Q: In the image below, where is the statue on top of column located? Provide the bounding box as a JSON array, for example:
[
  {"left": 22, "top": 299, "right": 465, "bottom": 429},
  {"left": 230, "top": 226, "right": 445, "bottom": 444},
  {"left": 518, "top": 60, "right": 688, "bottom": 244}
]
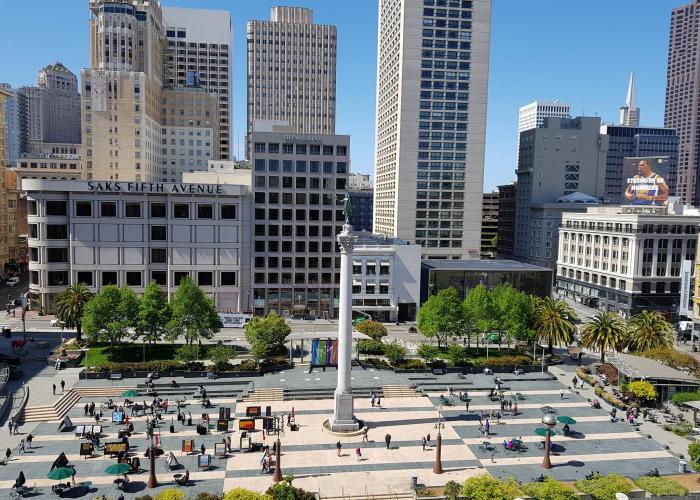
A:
[{"left": 341, "top": 191, "right": 353, "bottom": 224}]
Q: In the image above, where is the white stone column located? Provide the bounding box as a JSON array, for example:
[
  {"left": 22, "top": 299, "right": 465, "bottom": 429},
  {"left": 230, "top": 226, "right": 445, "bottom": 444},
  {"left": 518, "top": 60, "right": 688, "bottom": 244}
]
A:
[{"left": 330, "top": 223, "right": 359, "bottom": 431}]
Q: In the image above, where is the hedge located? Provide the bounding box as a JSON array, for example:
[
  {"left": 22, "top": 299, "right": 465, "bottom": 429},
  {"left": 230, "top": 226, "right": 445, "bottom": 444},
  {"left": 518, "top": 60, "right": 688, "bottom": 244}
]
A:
[
  {"left": 357, "top": 339, "right": 386, "bottom": 355},
  {"left": 576, "top": 367, "right": 598, "bottom": 387},
  {"left": 575, "top": 473, "right": 634, "bottom": 500},
  {"left": 594, "top": 386, "right": 627, "bottom": 411},
  {"left": 671, "top": 391, "right": 700, "bottom": 405},
  {"left": 522, "top": 477, "right": 578, "bottom": 500},
  {"left": 634, "top": 476, "right": 688, "bottom": 497},
  {"left": 470, "top": 355, "right": 532, "bottom": 367}
]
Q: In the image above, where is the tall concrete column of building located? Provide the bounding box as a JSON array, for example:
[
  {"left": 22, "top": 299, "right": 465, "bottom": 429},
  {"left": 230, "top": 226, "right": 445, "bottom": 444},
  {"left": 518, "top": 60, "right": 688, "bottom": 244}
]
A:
[{"left": 330, "top": 223, "right": 359, "bottom": 432}]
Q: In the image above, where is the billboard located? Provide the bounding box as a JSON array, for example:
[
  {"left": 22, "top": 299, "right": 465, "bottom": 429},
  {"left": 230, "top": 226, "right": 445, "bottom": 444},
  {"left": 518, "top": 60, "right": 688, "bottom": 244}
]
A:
[
  {"left": 680, "top": 260, "right": 693, "bottom": 318},
  {"left": 623, "top": 156, "right": 670, "bottom": 206}
]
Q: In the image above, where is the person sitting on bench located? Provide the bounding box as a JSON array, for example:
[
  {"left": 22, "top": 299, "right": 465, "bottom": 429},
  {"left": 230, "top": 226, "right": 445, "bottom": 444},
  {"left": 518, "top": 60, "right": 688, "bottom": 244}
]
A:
[{"left": 175, "top": 470, "right": 190, "bottom": 486}]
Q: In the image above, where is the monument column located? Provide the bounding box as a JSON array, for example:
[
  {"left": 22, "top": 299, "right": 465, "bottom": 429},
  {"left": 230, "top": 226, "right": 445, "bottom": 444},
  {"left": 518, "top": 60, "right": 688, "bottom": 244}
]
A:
[{"left": 330, "top": 221, "right": 360, "bottom": 431}]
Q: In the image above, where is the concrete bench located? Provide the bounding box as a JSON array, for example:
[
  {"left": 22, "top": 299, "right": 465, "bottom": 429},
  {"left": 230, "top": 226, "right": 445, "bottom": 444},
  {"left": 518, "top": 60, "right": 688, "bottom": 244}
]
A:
[{"left": 109, "top": 373, "right": 123, "bottom": 381}]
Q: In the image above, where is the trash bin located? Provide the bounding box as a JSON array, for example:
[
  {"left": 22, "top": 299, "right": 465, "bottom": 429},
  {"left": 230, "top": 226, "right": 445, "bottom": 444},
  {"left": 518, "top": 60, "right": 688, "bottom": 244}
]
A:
[
  {"left": 679, "top": 460, "right": 687, "bottom": 473},
  {"left": 410, "top": 476, "right": 417, "bottom": 490}
]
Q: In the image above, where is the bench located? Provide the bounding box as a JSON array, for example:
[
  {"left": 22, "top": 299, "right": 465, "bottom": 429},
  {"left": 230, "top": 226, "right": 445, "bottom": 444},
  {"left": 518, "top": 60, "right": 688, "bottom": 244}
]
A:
[
  {"left": 109, "top": 373, "right": 123, "bottom": 381},
  {"left": 431, "top": 367, "right": 446, "bottom": 375}
]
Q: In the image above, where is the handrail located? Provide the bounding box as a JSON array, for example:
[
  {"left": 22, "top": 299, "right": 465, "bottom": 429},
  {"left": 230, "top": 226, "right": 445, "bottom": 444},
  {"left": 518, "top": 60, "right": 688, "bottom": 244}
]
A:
[{"left": 9, "top": 385, "right": 29, "bottom": 424}]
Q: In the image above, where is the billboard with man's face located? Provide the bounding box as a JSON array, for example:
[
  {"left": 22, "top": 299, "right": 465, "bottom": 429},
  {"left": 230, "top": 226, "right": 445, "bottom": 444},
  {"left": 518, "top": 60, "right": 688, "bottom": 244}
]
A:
[{"left": 623, "top": 156, "right": 670, "bottom": 206}]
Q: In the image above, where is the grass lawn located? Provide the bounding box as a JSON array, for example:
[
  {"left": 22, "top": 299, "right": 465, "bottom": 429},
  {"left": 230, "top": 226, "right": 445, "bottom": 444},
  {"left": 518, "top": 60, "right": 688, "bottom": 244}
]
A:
[{"left": 86, "top": 343, "right": 199, "bottom": 367}]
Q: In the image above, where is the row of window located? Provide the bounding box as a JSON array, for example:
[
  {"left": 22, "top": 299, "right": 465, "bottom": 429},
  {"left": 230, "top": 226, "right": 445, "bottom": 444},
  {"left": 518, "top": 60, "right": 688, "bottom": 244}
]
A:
[
  {"left": 33, "top": 270, "right": 236, "bottom": 288},
  {"left": 255, "top": 256, "right": 338, "bottom": 269},
  {"left": 352, "top": 285, "right": 390, "bottom": 295},
  {"left": 254, "top": 240, "right": 336, "bottom": 254},
  {"left": 28, "top": 224, "right": 210, "bottom": 242},
  {"left": 253, "top": 143, "right": 347, "bottom": 155},
  {"left": 31, "top": 200, "right": 237, "bottom": 220},
  {"left": 254, "top": 175, "right": 346, "bottom": 190},
  {"left": 254, "top": 273, "right": 339, "bottom": 285},
  {"left": 254, "top": 208, "right": 343, "bottom": 222},
  {"left": 254, "top": 159, "right": 347, "bottom": 173}
]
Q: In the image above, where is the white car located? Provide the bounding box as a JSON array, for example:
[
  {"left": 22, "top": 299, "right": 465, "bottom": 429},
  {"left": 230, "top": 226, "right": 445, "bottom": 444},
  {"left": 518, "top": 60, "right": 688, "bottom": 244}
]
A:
[
  {"left": 6, "top": 277, "right": 19, "bottom": 287},
  {"left": 50, "top": 319, "right": 65, "bottom": 327}
]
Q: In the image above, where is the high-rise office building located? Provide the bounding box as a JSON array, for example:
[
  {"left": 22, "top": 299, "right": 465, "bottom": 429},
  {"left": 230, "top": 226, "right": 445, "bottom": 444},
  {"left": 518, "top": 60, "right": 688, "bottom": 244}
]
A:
[
  {"left": 600, "top": 124, "right": 678, "bottom": 204},
  {"left": 665, "top": 0, "right": 700, "bottom": 204},
  {"left": 162, "top": 7, "right": 232, "bottom": 160},
  {"left": 0, "top": 84, "right": 18, "bottom": 167},
  {"left": 249, "top": 128, "right": 349, "bottom": 318},
  {"left": 0, "top": 88, "right": 21, "bottom": 273},
  {"left": 619, "top": 73, "right": 640, "bottom": 127},
  {"left": 373, "top": 0, "right": 492, "bottom": 259},
  {"left": 495, "top": 182, "right": 516, "bottom": 258},
  {"left": 518, "top": 100, "right": 571, "bottom": 134},
  {"left": 82, "top": 0, "right": 166, "bottom": 182},
  {"left": 349, "top": 189, "right": 374, "bottom": 232},
  {"left": 481, "top": 191, "right": 498, "bottom": 258},
  {"left": 514, "top": 117, "right": 607, "bottom": 269},
  {"left": 247, "top": 7, "right": 337, "bottom": 154}
]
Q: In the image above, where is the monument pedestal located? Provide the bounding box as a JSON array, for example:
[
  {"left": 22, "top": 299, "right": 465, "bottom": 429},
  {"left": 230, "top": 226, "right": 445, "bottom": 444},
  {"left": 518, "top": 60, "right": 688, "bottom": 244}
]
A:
[{"left": 330, "top": 393, "right": 359, "bottom": 432}]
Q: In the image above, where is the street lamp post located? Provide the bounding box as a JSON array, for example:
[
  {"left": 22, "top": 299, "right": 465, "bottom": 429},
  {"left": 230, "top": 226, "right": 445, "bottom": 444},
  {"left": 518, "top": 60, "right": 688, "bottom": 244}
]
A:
[
  {"left": 433, "top": 405, "right": 444, "bottom": 474},
  {"left": 541, "top": 414, "right": 557, "bottom": 469},
  {"left": 147, "top": 433, "right": 158, "bottom": 488},
  {"left": 271, "top": 414, "right": 284, "bottom": 482}
]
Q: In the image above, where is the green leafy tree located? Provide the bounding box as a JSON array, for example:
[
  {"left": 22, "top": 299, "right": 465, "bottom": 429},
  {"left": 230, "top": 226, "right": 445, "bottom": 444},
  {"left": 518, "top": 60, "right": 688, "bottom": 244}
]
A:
[
  {"left": 417, "top": 287, "right": 465, "bottom": 349},
  {"left": 627, "top": 380, "right": 657, "bottom": 402},
  {"left": 136, "top": 281, "right": 171, "bottom": 350},
  {"left": 208, "top": 345, "right": 237, "bottom": 370},
  {"left": 627, "top": 310, "right": 675, "bottom": 351},
  {"left": 417, "top": 343, "right": 440, "bottom": 363},
  {"left": 575, "top": 473, "right": 633, "bottom": 500},
  {"left": 354, "top": 320, "right": 388, "bottom": 340},
  {"left": 580, "top": 312, "right": 626, "bottom": 364},
  {"left": 53, "top": 282, "right": 92, "bottom": 341},
  {"left": 463, "top": 284, "right": 495, "bottom": 348},
  {"left": 82, "top": 285, "right": 138, "bottom": 348},
  {"left": 689, "top": 442, "right": 700, "bottom": 470},
  {"left": 506, "top": 291, "right": 537, "bottom": 345},
  {"left": 461, "top": 475, "right": 523, "bottom": 500},
  {"left": 167, "top": 276, "right": 221, "bottom": 344},
  {"left": 446, "top": 344, "right": 469, "bottom": 367},
  {"left": 383, "top": 342, "right": 406, "bottom": 365},
  {"left": 175, "top": 344, "right": 200, "bottom": 364},
  {"left": 534, "top": 298, "right": 577, "bottom": 353},
  {"left": 244, "top": 312, "right": 291, "bottom": 360}
]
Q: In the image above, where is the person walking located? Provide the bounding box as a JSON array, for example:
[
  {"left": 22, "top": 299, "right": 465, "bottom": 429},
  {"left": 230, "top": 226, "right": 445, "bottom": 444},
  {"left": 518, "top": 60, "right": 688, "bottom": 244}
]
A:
[
  {"left": 13, "top": 422, "right": 19, "bottom": 435},
  {"left": 5, "top": 448, "right": 11, "bottom": 464},
  {"left": 376, "top": 396, "right": 381, "bottom": 408},
  {"left": 336, "top": 440, "right": 342, "bottom": 457},
  {"left": 465, "top": 400, "right": 470, "bottom": 412},
  {"left": 200, "top": 444, "right": 206, "bottom": 456},
  {"left": 484, "top": 419, "right": 490, "bottom": 436},
  {"left": 422, "top": 436, "right": 427, "bottom": 451},
  {"left": 572, "top": 376, "right": 578, "bottom": 388},
  {"left": 26, "top": 434, "right": 33, "bottom": 449},
  {"left": 7, "top": 421, "right": 12, "bottom": 435},
  {"left": 362, "top": 427, "right": 369, "bottom": 442},
  {"left": 355, "top": 447, "right": 362, "bottom": 462},
  {"left": 370, "top": 393, "right": 376, "bottom": 407},
  {"left": 52, "top": 383, "right": 56, "bottom": 395},
  {"left": 513, "top": 402, "right": 518, "bottom": 415},
  {"left": 384, "top": 433, "right": 391, "bottom": 449},
  {"left": 60, "top": 380, "right": 65, "bottom": 393},
  {"left": 18, "top": 439, "right": 25, "bottom": 454},
  {"left": 426, "top": 433, "right": 431, "bottom": 445}
]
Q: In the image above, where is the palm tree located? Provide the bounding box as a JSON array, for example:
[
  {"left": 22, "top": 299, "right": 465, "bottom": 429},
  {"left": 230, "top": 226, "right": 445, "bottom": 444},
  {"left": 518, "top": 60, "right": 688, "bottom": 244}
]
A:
[
  {"left": 53, "top": 283, "right": 93, "bottom": 341},
  {"left": 580, "top": 312, "right": 626, "bottom": 364},
  {"left": 627, "top": 310, "right": 674, "bottom": 352},
  {"left": 534, "top": 298, "right": 577, "bottom": 353}
]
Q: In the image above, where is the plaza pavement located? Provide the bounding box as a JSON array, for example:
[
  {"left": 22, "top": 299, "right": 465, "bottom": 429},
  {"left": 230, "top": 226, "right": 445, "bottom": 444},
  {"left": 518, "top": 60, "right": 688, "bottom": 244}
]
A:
[{"left": 0, "top": 363, "right": 685, "bottom": 498}]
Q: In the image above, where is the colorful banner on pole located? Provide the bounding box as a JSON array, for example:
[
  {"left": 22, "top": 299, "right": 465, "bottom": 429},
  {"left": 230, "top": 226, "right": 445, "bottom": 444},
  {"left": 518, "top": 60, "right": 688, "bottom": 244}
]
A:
[{"left": 310, "top": 339, "right": 339, "bottom": 366}]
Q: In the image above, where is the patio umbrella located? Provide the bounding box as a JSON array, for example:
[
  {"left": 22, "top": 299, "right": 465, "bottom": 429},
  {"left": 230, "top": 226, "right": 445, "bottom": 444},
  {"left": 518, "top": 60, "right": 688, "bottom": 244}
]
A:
[
  {"left": 105, "top": 463, "right": 131, "bottom": 475},
  {"left": 534, "top": 427, "right": 557, "bottom": 437},
  {"left": 121, "top": 390, "right": 140, "bottom": 398},
  {"left": 47, "top": 467, "right": 75, "bottom": 481},
  {"left": 557, "top": 416, "right": 577, "bottom": 425}
]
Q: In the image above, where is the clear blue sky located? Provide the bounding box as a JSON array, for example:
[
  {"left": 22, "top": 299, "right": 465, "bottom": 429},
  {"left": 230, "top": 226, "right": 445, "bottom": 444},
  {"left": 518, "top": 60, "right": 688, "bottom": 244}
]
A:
[{"left": 0, "top": 0, "right": 679, "bottom": 191}]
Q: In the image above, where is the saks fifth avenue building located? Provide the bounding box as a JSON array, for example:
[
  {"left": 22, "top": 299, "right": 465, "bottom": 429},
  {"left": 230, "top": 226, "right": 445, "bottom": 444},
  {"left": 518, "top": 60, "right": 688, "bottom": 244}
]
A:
[{"left": 24, "top": 179, "right": 251, "bottom": 313}]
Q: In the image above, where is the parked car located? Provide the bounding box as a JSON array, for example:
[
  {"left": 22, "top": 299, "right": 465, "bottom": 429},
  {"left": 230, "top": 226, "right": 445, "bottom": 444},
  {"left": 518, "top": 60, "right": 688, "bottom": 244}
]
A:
[{"left": 6, "top": 277, "right": 20, "bottom": 286}]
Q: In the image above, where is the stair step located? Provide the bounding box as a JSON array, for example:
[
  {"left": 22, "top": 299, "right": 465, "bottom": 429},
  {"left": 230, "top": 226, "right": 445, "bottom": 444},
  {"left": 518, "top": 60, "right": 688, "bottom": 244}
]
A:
[
  {"left": 20, "top": 390, "right": 83, "bottom": 423},
  {"left": 242, "top": 388, "right": 283, "bottom": 402}
]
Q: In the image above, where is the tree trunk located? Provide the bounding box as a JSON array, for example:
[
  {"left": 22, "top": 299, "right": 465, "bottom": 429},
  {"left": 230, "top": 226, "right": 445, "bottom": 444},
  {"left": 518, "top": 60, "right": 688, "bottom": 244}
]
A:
[
  {"left": 76, "top": 323, "right": 82, "bottom": 341},
  {"left": 548, "top": 341, "right": 553, "bottom": 354},
  {"left": 601, "top": 350, "right": 605, "bottom": 364}
]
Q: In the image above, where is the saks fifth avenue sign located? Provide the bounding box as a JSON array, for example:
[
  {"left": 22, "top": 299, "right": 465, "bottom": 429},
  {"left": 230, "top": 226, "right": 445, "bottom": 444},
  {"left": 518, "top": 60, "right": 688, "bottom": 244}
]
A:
[{"left": 87, "top": 181, "right": 224, "bottom": 194}]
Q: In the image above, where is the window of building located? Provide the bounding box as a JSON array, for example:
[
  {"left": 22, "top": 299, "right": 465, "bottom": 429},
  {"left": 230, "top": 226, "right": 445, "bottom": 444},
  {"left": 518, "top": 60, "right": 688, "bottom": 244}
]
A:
[
  {"left": 102, "top": 271, "right": 118, "bottom": 286},
  {"left": 221, "top": 271, "right": 236, "bottom": 286},
  {"left": 151, "top": 270, "right": 166, "bottom": 286},
  {"left": 174, "top": 272, "right": 189, "bottom": 286},
  {"left": 197, "top": 204, "right": 213, "bottom": 219},
  {"left": 100, "top": 201, "right": 117, "bottom": 217},
  {"left": 126, "top": 272, "right": 142, "bottom": 287},
  {"left": 46, "top": 201, "right": 67, "bottom": 216},
  {"left": 150, "top": 202, "right": 166, "bottom": 218},
  {"left": 47, "top": 248, "right": 68, "bottom": 263},
  {"left": 151, "top": 225, "right": 167, "bottom": 241},
  {"left": 46, "top": 224, "right": 68, "bottom": 239},
  {"left": 28, "top": 200, "right": 37, "bottom": 215},
  {"left": 198, "top": 271, "right": 213, "bottom": 286},
  {"left": 47, "top": 271, "right": 69, "bottom": 287},
  {"left": 77, "top": 271, "right": 93, "bottom": 286},
  {"left": 151, "top": 248, "right": 167, "bottom": 263},
  {"left": 221, "top": 205, "right": 236, "bottom": 219},
  {"left": 174, "top": 203, "right": 189, "bottom": 218},
  {"left": 75, "top": 201, "right": 92, "bottom": 217},
  {"left": 125, "top": 203, "right": 141, "bottom": 218}
]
